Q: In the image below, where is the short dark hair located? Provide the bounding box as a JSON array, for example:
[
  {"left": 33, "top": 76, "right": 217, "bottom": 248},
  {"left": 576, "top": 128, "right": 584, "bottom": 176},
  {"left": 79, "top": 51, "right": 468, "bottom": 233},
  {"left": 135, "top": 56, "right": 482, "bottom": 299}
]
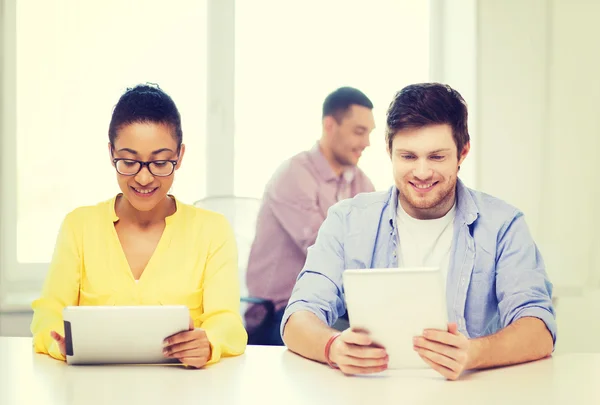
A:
[
  {"left": 322, "top": 86, "right": 373, "bottom": 122},
  {"left": 385, "top": 83, "right": 469, "bottom": 155},
  {"left": 108, "top": 84, "right": 183, "bottom": 149}
]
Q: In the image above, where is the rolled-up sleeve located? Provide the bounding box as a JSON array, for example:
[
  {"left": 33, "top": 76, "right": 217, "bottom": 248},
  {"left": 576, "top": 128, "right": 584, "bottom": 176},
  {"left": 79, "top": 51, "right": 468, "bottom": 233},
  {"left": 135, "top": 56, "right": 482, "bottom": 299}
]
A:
[
  {"left": 280, "top": 204, "right": 348, "bottom": 338},
  {"left": 31, "top": 213, "right": 81, "bottom": 361},
  {"left": 495, "top": 212, "right": 557, "bottom": 346}
]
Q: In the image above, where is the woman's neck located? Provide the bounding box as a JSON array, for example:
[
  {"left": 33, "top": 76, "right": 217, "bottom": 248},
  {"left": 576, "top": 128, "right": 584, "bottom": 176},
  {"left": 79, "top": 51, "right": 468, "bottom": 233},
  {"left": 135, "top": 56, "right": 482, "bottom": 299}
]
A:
[{"left": 115, "top": 195, "right": 176, "bottom": 228}]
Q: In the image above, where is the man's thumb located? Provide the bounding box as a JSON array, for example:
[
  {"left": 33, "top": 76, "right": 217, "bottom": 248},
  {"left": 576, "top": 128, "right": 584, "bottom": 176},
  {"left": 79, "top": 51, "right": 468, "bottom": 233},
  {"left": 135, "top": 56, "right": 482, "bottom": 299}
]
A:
[{"left": 448, "top": 322, "right": 459, "bottom": 335}]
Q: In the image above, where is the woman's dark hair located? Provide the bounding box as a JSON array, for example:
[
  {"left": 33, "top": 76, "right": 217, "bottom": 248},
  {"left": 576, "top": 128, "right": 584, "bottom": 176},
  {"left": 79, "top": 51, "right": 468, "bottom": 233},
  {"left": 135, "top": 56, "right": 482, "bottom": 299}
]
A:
[
  {"left": 386, "top": 83, "right": 469, "bottom": 155},
  {"left": 108, "top": 84, "right": 182, "bottom": 149}
]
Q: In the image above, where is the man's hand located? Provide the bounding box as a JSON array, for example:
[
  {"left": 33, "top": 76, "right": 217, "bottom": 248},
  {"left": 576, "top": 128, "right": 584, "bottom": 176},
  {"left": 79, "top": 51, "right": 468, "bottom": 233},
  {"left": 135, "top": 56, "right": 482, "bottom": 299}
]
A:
[
  {"left": 413, "top": 322, "right": 472, "bottom": 380},
  {"left": 328, "top": 328, "right": 389, "bottom": 375},
  {"left": 163, "top": 318, "right": 212, "bottom": 369},
  {"left": 50, "top": 331, "right": 67, "bottom": 356}
]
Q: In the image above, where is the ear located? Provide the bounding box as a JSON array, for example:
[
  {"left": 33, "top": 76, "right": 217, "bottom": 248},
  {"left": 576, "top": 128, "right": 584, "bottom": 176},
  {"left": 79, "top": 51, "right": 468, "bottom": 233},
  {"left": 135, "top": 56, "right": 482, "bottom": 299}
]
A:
[
  {"left": 387, "top": 132, "right": 399, "bottom": 160},
  {"left": 458, "top": 141, "right": 470, "bottom": 166},
  {"left": 108, "top": 142, "right": 115, "bottom": 166},
  {"left": 175, "top": 144, "right": 186, "bottom": 170},
  {"left": 322, "top": 116, "right": 336, "bottom": 136}
]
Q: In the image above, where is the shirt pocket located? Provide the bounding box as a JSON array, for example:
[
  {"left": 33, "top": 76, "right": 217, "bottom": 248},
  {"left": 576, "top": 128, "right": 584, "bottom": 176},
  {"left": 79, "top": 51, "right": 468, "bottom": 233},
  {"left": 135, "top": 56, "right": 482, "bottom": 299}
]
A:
[
  {"left": 470, "top": 246, "right": 496, "bottom": 284},
  {"left": 470, "top": 268, "right": 495, "bottom": 284},
  {"left": 343, "top": 233, "right": 373, "bottom": 270}
]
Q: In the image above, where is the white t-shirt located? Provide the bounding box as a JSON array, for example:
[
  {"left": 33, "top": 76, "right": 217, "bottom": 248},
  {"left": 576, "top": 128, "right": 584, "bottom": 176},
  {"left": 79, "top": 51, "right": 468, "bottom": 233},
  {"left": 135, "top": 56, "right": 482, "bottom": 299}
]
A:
[{"left": 396, "top": 200, "right": 456, "bottom": 286}]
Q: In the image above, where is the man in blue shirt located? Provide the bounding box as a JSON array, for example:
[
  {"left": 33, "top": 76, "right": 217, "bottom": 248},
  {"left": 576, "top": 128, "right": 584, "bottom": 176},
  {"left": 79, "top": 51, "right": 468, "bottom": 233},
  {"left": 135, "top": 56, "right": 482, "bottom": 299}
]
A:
[{"left": 280, "top": 83, "right": 556, "bottom": 380}]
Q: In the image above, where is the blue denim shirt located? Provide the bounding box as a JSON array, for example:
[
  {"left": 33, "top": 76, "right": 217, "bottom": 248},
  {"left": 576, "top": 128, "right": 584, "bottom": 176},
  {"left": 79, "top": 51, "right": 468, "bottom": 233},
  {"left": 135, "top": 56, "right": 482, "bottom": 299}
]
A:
[{"left": 281, "top": 179, "right": 557, "bottom": 345}]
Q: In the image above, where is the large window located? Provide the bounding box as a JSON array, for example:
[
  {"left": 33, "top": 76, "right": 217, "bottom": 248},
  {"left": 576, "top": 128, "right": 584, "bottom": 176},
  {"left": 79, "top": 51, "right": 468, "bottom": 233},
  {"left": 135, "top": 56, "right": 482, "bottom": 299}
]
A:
[
  {"left": 234, "top": 0, "right": 430, "bottom": 197},
  {"left": 9, "top": 0, "right": 207, "bottom": 275},
  {"left": 1, "top": 0, "right": 431, "bottom": 290}
]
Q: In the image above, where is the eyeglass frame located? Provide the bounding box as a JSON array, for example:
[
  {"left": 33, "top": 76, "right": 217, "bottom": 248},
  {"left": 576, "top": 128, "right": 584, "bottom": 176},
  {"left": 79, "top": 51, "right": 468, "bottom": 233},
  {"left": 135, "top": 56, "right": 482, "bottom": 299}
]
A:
[
  {"left": 112, "top": 158, "right": 179, "bottom": 177},
  {"left": 109, "top": 145, "right": 180, "bottom": 177}
]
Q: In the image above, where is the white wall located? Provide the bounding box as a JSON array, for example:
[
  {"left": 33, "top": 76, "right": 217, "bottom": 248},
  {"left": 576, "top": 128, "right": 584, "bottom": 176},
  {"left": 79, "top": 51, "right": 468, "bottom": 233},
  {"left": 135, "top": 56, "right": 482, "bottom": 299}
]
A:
[
  {"left": 542, "top": 0, "right": 600, "bottom": 289},
  {"left": 435, "top": 0, "right": 600, "bottom": 353},
  {"left": 430, "top": 0, "right": 478, "bottom": 189},
  {"left": 476, "top": 0, "right": 600, "bottom": 290}
]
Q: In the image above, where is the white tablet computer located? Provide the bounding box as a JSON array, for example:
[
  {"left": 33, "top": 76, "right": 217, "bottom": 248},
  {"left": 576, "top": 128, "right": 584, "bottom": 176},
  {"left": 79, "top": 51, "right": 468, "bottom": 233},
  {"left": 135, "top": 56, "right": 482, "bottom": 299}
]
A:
[
  {"left": 343, "top": 267, "right": 448, "bottom": 369},
  {"left": 63, "top": 305, "right": 190, "bottom": 365}
]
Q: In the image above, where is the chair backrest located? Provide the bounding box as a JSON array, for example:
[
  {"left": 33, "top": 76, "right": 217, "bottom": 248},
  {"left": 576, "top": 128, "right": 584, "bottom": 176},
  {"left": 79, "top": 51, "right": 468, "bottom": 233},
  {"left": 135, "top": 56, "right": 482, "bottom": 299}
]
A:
[{"left": 193, "top": 196, "right": 262, "bottom": 298}]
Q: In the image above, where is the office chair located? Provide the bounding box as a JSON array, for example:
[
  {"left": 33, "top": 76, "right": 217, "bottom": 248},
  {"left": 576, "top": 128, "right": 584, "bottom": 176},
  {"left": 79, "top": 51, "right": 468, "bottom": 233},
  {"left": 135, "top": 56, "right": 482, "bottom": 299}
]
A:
[{"left": 193, "top": 196, "right": 275, "bottom": 343}]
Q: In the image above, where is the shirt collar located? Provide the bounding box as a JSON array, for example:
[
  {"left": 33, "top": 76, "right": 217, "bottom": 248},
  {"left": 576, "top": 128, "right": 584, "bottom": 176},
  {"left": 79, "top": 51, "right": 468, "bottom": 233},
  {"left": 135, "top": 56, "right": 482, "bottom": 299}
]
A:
[
  {"left": 109, "top": 195, "right": 120, "bottom": 222},
  {"left": 455, "top": 178, "right": 479, "bottom": 225},
  {"left": 308, "top": 142, "right": 357, "bottom": 183},
  {"left": 109, "top": 194, "right": 180, "bottom": 224}
]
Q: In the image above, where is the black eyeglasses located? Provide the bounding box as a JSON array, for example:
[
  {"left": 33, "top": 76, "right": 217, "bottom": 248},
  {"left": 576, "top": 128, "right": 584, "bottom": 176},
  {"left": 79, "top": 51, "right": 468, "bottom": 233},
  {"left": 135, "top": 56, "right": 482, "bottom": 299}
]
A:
[{"left": 112, "top": 158, "right": 178, "bottom": 177}]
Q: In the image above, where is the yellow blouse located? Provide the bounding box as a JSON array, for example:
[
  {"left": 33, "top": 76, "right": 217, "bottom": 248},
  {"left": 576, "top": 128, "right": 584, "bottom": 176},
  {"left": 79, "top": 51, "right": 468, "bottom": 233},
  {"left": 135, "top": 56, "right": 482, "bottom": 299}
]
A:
[{"left": 30, "top": 195, "right": 247, "bottom": 364}]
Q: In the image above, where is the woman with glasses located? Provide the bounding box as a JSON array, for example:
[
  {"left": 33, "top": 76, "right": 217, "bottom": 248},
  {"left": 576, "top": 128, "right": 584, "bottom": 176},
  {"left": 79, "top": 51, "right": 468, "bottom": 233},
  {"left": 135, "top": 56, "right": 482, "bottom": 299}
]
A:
[{"left": 30, "top": 84, "right": 247, "bottom": 368}]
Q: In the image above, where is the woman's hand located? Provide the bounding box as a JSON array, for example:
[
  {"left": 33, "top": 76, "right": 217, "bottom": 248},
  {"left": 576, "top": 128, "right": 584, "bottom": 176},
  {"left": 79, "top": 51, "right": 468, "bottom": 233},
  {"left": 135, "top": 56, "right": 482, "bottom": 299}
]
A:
[{"left": 163, "top": 318, "right": 212, "bottom": 368}]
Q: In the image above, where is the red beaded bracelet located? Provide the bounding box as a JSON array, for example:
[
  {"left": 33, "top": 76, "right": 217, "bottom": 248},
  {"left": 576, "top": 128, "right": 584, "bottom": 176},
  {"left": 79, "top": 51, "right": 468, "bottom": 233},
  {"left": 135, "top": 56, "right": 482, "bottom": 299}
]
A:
[{"left": 324, "top": 333, "right": 341, "bottom": 369}]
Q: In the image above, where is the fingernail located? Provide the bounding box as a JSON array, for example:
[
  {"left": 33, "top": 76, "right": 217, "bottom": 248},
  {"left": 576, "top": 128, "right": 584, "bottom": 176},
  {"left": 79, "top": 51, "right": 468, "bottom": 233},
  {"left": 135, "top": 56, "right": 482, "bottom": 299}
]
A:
[
  {"left": 413, "top": 337, "right": 418, "bottom": 344},
  {"left": 422, "top": 330, "right": 428, "bottom": 337},
  {"left": 163, "top": 340, "right": 169, "bottom": 346}
]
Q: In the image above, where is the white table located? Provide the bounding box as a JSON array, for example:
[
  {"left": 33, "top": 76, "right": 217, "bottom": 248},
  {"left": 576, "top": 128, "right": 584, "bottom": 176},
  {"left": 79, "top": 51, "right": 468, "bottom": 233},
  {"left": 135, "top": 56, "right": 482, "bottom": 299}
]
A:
[{"left": 1, "top": 337, "right": 598, "bottom": 405}]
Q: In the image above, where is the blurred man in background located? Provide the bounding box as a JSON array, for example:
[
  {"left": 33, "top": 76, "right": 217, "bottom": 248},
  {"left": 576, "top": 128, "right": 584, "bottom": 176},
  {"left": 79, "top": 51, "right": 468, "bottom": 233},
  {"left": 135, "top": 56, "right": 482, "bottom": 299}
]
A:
[{"left": 245, "top": 87, "right": 376, "bottom": 345}]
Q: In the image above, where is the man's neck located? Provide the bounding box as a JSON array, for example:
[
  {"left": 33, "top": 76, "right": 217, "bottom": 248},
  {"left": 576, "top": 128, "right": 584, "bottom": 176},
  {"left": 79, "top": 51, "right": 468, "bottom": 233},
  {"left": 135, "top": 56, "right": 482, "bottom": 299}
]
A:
[
  {"left": 318, "top": 140, "right": 348, "bottom": 177},
  {"left": 399, "top": 189, "right": 457, "bottom": 220}
]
